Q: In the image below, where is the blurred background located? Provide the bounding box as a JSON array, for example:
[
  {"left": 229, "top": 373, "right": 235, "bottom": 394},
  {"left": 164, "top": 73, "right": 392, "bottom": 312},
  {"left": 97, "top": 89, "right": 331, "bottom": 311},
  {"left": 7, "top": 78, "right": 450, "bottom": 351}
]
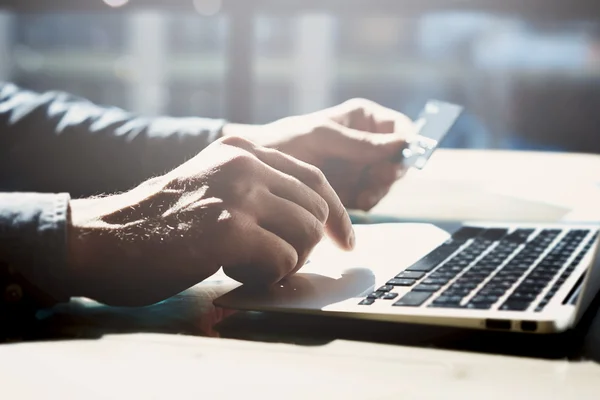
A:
[{"left": 1, "top": 0, "right": 599, "bottom": 152}]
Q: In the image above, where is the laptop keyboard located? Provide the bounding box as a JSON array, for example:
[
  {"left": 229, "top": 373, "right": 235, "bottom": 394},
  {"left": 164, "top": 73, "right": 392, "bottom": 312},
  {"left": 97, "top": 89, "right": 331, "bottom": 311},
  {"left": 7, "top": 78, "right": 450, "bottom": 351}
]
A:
[{"left": 359, "top": 227, "right": 599, "bottom": 311}]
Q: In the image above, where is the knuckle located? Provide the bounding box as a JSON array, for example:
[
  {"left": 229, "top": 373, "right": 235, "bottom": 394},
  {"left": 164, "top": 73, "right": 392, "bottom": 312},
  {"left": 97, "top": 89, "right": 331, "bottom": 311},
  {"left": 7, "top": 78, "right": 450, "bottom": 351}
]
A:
[
  {"left": 279, "top": 250, "right": 299, "bottom": 275},
  {"left": 293, "top": 217, "right": 325, "bottom": 254},
  {"left": 226, "top": 152, "right": 258, "bottom": 171},
  {"left": 303, "top": 165, "right": 327, "bottom": 188},
  {"left": 321, "top": 118, "right": 341, "bottom": 133},
  {"left": 313, "top": 196, "right": 329, "bottom": 223},
  {"left": 345, "top": 97, "right": 371, "bottom": 111},
  {"left": 219, "top": 135, "right": 254, "bottom": 149},
  {"left": 228, "top": 208, "right": 259, "bottom": 235},
  {"left": 214, "top": 208, "right": 238, "bottom": 231},
  {"left": 305, "top": 218, "right": 325, "bottom": 246},
  {"left": 232, "top": 178, "right": 264, "bottom": 202}
]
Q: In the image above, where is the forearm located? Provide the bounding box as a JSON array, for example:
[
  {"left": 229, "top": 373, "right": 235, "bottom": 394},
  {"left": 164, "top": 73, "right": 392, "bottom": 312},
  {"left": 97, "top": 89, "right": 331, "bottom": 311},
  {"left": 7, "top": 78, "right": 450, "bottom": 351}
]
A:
[{"left": 0, "top": 82, "right": 226, "bottom": 197}]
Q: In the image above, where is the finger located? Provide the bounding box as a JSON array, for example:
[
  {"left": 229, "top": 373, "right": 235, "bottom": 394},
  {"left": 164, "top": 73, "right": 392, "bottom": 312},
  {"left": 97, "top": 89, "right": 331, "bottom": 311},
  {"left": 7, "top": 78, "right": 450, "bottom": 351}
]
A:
[
  {"left": 219, "top": 135, "right": 354, "bottom": 250},
  {"left": 253, "top": 146, "right": 355, "bottom": 250},
  {"left": 221, "top": 220, "right": 298, "bottom": 286},
  {"left": 334, "top": 98, "right": 416, "bottom": 135},
  {"left": 368, "top": 101, "right": 416, "bottom": 135},
  {"left": 320, "top": 122, "right": 410, "bottom": 164},
  {"left": 265, "top": 166, "right": 329, "bottom": 224},
  {"left": 223, "top": 136, "right": 329, "bottom": 224},
  {"left": 256, "top": 192, "right": 324, "bottom": 276}
]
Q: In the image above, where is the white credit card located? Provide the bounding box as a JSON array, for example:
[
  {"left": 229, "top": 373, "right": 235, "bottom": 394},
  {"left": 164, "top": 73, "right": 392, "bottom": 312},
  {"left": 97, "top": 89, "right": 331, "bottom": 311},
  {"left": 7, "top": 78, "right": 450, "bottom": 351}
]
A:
[{"left": 398, "top": 100, "right": 463, "bottom": 169}]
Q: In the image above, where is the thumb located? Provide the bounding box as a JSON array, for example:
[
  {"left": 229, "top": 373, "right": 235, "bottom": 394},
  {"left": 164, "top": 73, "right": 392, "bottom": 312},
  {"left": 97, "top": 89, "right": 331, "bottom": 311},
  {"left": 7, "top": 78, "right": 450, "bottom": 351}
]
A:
[{"left": 322, "top": 122, "right": 410, "bottom": 163}]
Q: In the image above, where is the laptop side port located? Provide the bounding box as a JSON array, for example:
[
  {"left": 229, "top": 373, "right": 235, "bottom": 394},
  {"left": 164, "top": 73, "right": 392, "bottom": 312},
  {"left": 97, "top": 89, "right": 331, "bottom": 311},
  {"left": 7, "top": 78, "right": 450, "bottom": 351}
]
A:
[
  {"left": 520, "top": 321, "right": 538, "bottom": 332},
  {"left": 485, "top": 319, "right": 511, "bottom": 330}
]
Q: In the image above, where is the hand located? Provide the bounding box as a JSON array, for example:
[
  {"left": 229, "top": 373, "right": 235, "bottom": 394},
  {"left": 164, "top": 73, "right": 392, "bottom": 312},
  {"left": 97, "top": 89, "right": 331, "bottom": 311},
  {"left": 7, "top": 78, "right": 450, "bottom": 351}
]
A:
[
  {"left": 65, "top": 136, "right": 354, "bottom": 307},
  {"left": 222, "top": 98, "right": 415, "bottom": 210}
]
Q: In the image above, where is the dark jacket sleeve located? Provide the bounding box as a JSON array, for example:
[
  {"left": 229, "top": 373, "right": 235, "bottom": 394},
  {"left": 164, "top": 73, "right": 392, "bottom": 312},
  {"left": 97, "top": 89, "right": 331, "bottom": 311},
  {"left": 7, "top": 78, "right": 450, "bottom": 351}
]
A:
[
  {"left": 0, "top": 82, "right": 227, "bottom": 197},
  {"left": 0, "top": 82, "right": 227, "bottom": 336},
  {"left": 0, "top": 192, "right": 71, "bottom": 337}
]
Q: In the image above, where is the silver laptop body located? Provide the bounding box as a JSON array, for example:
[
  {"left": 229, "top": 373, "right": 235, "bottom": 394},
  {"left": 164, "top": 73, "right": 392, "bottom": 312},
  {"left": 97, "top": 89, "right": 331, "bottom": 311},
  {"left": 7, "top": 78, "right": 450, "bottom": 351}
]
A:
[{"left": 216, "top": 222, "right": 600, "bottom": 334}]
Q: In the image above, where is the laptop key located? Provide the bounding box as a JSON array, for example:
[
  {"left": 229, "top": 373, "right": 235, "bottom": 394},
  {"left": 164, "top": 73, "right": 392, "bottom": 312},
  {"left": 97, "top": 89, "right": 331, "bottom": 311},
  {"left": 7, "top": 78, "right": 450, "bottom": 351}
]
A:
[
  {"left": 443, "top": 290, "right": 471, "bottom": 298},
  {"left": 504, "top": 228, "right": 535, "bottom": 244},
  {"left": 387, "top": 278, "right": 415, "bottom": 286},
  {"left": 518, "top": 285, "right": 546, "bottom": 294},
  {"left": 529, "top": 271, "right": 556, "bottom": 280},
  {"left": 377, "top": 285, "right": 394, "bottom": 292},
  {"left": 431, "top": 295, "right": 464, "bottom": 308},
  {"left": 433, "top": 295, "right": 463, "bottom": 304},
  {"left": 542, "top": 229, "right": 561, "bottom": 236},
  {"left": 358, "top": 298, "right": 375, "bottom": 305},
  {"left": 429, "top": 272, "right": 456, "bottom": 280},
  {"left": 405, "top": 243, "right": 461, "bottom": 272},
  {"left": 522, "top": 277, "right": 547, "bottom": 286},
  {"left": 413, "top": 284, "right": 442, "bottom": 292},
  {"left": 422, "top": 278, "right": 450, "bottom": 285},
  {"left": 452, "top": 281, "right": 479, "bottom": 290},
  {"left": 393, "top": 291, "right": 433, "bottom": 307},
  {"left": 478, "top": 287, "right": 507, "bottom": 297},
  {"left": 470, "top": 295, "right": 500, "bottom": 304},
  {"left": 481, "top": 228, "right": 509, "bottom": 241},
  {"left": 460, "top": 274, "right": 487, "bottom": 282},
  {"left": 396, "top": 271, "right": 426, "bottom": 280},
  {"left": 510, "top": 292, "right": 538, "bottom": 301},
  {"left": 503, "top": 266, "right": 528, "bottom": 273},
  {"left": 382, "top": 292, "right": 398, "bottom": 300},
  {"left": 452, "top": 226, "right": 485, "bottom": 241},
  {"left": 367, "top": 292, "right": 385, "bottom": 299},
  {"left": 488, "top": 279, "right": 516, "bottom": 289},
  {"left": 500, "top": 300, "right": 531, "bottom": 311},
  {"left": 466, "top": 303, "right": 493, "bottom": 310}
]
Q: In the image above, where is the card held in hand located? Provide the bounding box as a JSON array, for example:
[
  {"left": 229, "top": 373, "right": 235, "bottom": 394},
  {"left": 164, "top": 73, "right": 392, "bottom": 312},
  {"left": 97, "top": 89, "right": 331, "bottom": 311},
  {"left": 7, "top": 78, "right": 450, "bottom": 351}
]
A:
[{"left": 398, "top": 100, "right": 463, "bottom": 170}]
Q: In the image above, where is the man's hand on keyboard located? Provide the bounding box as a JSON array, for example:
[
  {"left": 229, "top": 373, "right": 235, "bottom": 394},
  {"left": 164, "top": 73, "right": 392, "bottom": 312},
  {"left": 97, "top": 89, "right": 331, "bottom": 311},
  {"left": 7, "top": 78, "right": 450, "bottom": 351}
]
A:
[
  {"left": 65, "top": 136, "right": 355, "bottom": 307},
  {"left": 222, "top": 98, "right": 416, "bottom": 211}
]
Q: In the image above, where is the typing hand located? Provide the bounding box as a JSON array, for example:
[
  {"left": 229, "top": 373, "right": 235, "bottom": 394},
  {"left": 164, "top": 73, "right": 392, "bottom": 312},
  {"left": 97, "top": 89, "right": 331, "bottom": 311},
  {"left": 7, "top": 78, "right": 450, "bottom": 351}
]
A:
[
  {"left": 66, "top": 136, "right": 354, "bottom": 307},
  {"left": 223, "top": 98, "right": 416, "bottom": 210}
]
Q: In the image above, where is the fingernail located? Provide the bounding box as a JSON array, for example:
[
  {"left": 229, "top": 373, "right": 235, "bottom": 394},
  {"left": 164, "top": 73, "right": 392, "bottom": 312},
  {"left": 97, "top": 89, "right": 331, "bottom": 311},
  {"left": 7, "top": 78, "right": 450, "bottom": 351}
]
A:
[{"left": 348, "top": 228, "right": 356, "bottom": 249}]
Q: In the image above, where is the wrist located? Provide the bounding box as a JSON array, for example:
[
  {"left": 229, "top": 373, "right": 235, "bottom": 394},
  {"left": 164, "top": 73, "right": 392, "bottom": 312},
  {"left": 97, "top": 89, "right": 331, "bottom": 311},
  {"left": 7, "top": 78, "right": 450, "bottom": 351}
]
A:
[
  {"left": 65, "top": 199, "right": 116, "bottom": 299},
  {"left": 66, "top": 201, "right": 90, "bottom": 298}
]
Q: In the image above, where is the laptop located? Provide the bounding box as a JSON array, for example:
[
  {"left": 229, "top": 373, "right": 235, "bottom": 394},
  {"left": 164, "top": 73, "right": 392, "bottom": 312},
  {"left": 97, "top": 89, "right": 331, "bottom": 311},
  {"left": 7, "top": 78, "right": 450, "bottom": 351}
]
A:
[
  {"left": 215, "top": 222, "right": 600, "bottom": 334},
  {"left": 215, "top": 99, "right": 600, "bottom": 334}
]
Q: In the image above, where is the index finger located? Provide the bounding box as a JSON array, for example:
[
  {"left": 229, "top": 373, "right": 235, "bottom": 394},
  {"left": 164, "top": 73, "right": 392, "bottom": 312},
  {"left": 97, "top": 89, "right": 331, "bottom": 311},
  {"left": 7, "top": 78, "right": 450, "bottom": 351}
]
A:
[
  {"left": 339, "top": 98, "right": 416, "bottom": 136},
  {"left": 369, "top": 101, "right": 417, "bottom": 137}
]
